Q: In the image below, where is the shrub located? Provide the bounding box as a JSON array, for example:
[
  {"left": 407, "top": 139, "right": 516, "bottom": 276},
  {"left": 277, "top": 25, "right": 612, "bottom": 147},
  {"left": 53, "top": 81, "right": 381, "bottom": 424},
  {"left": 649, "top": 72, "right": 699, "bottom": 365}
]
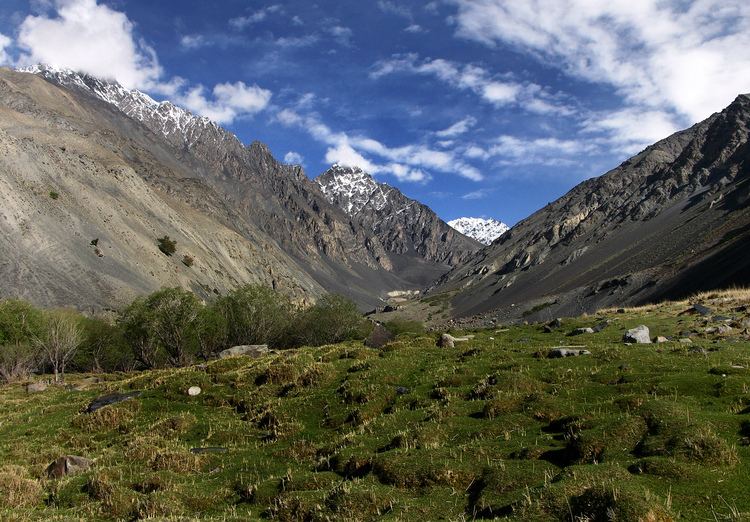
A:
[
  {"left": 181, "top": 254, "right": 194, "bottom": 267},
  {"left": 0, "top": 299, "right": 44, "bottom": 345},
  {"left": 48, "top": 190, "right": 59, "bottom": 200},
  {"left": 195, "top": 304, "right": 229, "bottom": 358},
  {"left": 0, "top": 343, "right": 37, "bottom": 383},
  {"left": 293, "top": 294, "right": 369, "bottom": 347},
  {"left": 33, "top": 309, "right": 83, "bottom": 383},
  {"left": 74, "top": 316, "right": 133, "bottom": 372},
  {"left": 157, "top": 235, "right": 176, "bottom": 256},
  {"left": 216, "top": 284, "right": 294, "bottom": 348}
]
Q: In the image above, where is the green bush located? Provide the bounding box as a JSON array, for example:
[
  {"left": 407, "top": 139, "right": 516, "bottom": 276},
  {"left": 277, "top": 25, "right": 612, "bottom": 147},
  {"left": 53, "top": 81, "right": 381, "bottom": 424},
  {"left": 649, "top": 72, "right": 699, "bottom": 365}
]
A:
[
  {"left": 293, "top": 294, "right": 369, "bottom": 347},
  {"left": 74, "top": 316, "right": 133, "bottom": 372},
  {"left": 216, "top": 285, "right": 294, "bottom": 348},
  {"left": 48, "top": 191, "right": 59, "bottom": 200},
  {"left": 157, "top": 236, "right": 177, "bottom": 256},
  {"left": 0, "top": 299, "right": 44, "bottom": 345}
]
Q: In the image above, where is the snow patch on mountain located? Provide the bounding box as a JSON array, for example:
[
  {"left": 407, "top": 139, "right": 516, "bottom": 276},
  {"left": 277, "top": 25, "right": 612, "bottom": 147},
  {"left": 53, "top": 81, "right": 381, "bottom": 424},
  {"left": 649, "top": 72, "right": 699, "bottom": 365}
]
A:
[
  {"left": 20, "top": 64, "right": 229, "bottom": 148},
  {"left": 448, "top": 217, "right": 509, "bottom": 245},
  {"left": 317, "top": 164, "right": 398, "bottom": 216}
]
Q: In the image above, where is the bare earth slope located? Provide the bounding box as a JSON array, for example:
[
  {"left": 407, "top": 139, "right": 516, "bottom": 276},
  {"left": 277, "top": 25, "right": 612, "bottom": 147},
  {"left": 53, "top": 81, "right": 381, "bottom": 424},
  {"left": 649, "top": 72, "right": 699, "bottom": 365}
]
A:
[{"left": 432, "top": 94, "right": 750, "bottom": 321}]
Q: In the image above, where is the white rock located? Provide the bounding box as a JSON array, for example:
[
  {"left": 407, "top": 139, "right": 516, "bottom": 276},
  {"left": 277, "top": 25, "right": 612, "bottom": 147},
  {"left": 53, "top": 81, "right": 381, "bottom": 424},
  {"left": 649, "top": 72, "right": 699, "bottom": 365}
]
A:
[{"left": 187, "top": 386, "right": 201, "bottom": 396}]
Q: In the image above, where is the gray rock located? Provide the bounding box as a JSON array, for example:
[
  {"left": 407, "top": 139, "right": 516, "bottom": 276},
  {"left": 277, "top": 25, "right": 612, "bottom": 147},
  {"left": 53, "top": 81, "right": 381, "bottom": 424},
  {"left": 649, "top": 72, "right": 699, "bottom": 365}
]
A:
[
  {"left": 26, "top": 382, "right": 48, "bottom": 393},
  {"left": 623, "top": 325, "right": 651, "bottom": 344},
  {"left": 679, "top": 338, "right": 693, "bottom": 344},
  {"left": 655, "top": 336, "right": 669, "bottom": 343},
  {"left": 593, "top": 320, "right": 611, "bottom": 333},
  {"left": 46, "top": 455, "right": 93, "bottom": 479},
  {"left": 548, "top": 348, "right": 591, "bottom": 358},
  {"left": 717, "top": 325, "right": 733, "bottom": 335},
  {"left": 571, "top": 327, "right": 595, "bottom": 335},
  {"left": 692, "top": 304, "right": 713, "bottom": 316},
  {"left": 218, "top": 345, "right": 269, "bottom": 359},
  {"left": 86, "top": 391, "right": 142, "bottom": 413},
  {"left": 437, "top": 333, "right": 455, "bottom": 348}
]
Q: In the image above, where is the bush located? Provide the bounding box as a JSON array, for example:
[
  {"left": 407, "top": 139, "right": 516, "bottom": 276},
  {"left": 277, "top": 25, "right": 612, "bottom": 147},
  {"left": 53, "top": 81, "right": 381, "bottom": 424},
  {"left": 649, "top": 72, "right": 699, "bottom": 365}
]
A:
[
  {"left": 195, "top": 304, "right": 228, "bottom": 358},
  {"left": 119, "top": 288, "right": 201, "bottom": 367},
  {"left": 33, "top": 309, "right": 83, "bottom": 383},
  {"left": 0, "top": 299, "right": 44, "bottom": 345},
  {"left": 216, "top": 285, "right": 294, "bottom": 348},
  {"left": 182, "top": 254, "right": 194, "bottom": 267},
  {"left": 157, "top": 235, "right": 177, "bottom": 256},
  {"left": 0, "top": 343, "right": 37, "bottom": 383},
  {"left": 383, "top": 319, "right": 424, "bottom": 336},
  {"left": 48, "top": 190, "right": 59, "bottom": 200},
  {"left": 74, "top": 316, "right": 134, "bottom": 372},
  {"left": 293, "top": 294, "right": 369, "bottom": 347}
]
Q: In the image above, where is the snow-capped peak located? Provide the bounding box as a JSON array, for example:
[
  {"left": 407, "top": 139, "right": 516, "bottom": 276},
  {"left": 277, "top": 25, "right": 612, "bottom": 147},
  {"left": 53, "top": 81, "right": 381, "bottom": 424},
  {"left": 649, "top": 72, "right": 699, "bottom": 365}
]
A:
[
  {"left": 448, "top": 217, "right": 509, "bottom": 245},
  {"left": 19, "top": 64, "right": 227, "bottom": 148},
  {"left": 316, "top": 164, "right": 394, "bottom": 216}
]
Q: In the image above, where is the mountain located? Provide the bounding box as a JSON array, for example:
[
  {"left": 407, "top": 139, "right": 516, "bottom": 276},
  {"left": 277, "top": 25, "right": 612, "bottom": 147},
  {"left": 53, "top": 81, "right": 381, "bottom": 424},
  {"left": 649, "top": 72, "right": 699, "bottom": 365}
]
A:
[
  {"left": 431, "top": 93, "right": 750, "bottom": 321},
  {"left": 316, "top": 164, "right": 481, "bottom": 286},
  {"left": 447, "top": 217, "right": 509, "bottom": 245},
  {"left": 0, "top": 65, "right": 463, "bottom": 309}
]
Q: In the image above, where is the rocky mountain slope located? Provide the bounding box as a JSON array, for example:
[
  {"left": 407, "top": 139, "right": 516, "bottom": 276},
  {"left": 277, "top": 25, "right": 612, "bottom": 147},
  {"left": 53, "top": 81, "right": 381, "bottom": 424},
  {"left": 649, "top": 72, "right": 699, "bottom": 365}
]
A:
[
  {"left": 431, "top": 93, "right": 750, "bottom": 320},
  {"left": 447, "top": 217, "right": 509, "bottom": 245},
  {"left": 316, "top": 164, "right": 480, "bottom": 285},
  {"left": 0, "top": 66, "right": 467, "bottom": 309}
]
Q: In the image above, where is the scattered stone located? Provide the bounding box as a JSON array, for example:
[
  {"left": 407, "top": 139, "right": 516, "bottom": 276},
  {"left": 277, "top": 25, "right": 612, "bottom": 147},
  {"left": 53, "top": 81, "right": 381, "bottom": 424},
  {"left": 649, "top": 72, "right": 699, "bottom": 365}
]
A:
[
  {"left": 571, "top": 327, "right": 595, "bottom": 335},
  {"left": 187, "top": 386, "right": 201, "bottom": 396},
  {"left": 623, "top": 325, "right": 651, "bottom": 344},
  {"left": 382, "top": 305, "right": 399, "bottom": 313},
  {"left": 655, "top": 336, "right": 669, "bottom": 343},
  {"left": 437, "top": 333, "right": 455, "bottom": 348},
  {"left": 364, "top": 324, "right": 394, "bottom": 349},
  {"left": 26, "top": 382, "right": 48, "bottom": 393},
  {"left": 190, "top": 447, "right": 227, "bottom": 454},
  {"left": 679, "top": 338, "right": 694, "bottom": 344},
  {"left": 395, "top": 386, "right": 410, "bottom": 395},
  {"left": 46, "top": 455, "right": 93, "bottom": 479},
  {"left": 691, "top": 303, "right": 713, "bottom": 316},
  {"left": 704, "top": 327, "right": 718, "bottom": 334},
  {"left": 218, "top": 345, "right": 269, "bottom": 359},
  {"left": 593, "top": 320, "right": 611, "bottom": 333},
  {"left": 712, "top": 315, "right": 732, "bottom": 323},
  {"left": 717, "top": 325, "right": 733, "bottom": 335},
  {"left": 86, "top": 391, "right": 142, "bottom": 413},
  {"left": 548, "top": 348, "right": 591, "bottom": 358}
]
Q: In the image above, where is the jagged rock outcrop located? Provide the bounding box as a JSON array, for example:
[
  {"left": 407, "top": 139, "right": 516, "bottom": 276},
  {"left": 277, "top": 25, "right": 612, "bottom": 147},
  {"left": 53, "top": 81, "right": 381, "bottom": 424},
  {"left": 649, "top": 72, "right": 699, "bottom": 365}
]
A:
[
  {"left": 316, "top": 164, "right": 480, "bottom": 286},
  {"left": 431, "top": 93, "right": 750, "bottom": 320}
]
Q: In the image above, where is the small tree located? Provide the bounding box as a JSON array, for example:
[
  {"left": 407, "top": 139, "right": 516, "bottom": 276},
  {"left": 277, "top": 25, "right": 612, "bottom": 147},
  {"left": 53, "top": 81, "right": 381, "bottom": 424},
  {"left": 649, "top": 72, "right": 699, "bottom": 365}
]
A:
[
  {"left": 195, "top": 304, "right": 228, "bottom": 359},
  {"left": 293, "top": 294, "right": 367, "bottom": 346},
  {"left": 119, "top": 297, "right": 161, "bottom": 369},
  {"left": 157, "top": 235, "right": 177, "bottom": 256},
  {"left": 34, "top": 310, "right": 82, "bottom": 383},
  {"left": 216, "top": 285, "right": 294, "bottom": 348},
  {"left": 0, "top": 300, "right": 44, "bottom": 383}
]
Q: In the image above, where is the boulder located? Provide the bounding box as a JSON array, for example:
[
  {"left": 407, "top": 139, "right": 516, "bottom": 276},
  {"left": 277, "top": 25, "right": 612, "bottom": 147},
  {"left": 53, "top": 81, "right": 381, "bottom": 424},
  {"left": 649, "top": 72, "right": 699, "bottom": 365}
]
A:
[
  {"left": 623, "top": 325, "right": 651, "bottom": 344},
  {"left": 437, "top": 333, "right": 455, "bottom": 348},
  {"left": 46, "top": 455, "right": 93, "bottom": 479},
  {"left": 26, "top": 382, "right": 48, "bottom": 394},
  {"left": 86, "top": 391, "right": 142, "bottom": 413},
  {"left": 218, "top": 345, "right": 269, "bottom": 359},
  {"left": 655, "top": 336, "right": 669, "bottom": 343},
  {"left": 187, "top": 386, "right": 201, "bottom": 396},
  {"left": 571, "top": 327, "right": 595, "bottom": 335},
  {"left": 548, "top": 348, "right": 591, "bottom": 358},
  {"left": 364, "top": 324, "right": 394, "bottom": 349}
]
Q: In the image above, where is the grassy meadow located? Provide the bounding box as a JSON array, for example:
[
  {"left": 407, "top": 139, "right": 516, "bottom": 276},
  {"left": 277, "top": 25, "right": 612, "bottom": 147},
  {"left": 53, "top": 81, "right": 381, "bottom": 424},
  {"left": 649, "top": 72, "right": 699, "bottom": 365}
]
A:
[{"left": 1, "top": 291, "right": 750, "bottom": 520}]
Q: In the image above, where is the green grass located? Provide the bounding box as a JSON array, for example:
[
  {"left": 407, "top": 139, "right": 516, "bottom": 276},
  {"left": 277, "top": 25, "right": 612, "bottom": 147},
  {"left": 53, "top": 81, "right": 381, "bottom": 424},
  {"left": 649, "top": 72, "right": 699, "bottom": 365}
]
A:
[{"left": 1, "top": 299, "right": 750, "bottom": 520}]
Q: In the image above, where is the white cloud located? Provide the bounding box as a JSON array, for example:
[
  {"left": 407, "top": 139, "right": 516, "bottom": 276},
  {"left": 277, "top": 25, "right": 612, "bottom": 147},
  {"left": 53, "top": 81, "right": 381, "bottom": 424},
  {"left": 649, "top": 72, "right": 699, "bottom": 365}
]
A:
[
  {"left": 328, "top": 26, "right": 353, "bottom": 46},
  {"left": 180, "top": 34, "right": 206, "bottom": 49},
  {"left": 582, "top": 108, "right": 681, "bottom": 154},
  {"left": 16, "top": 0, "right": 163, "bottom": 90},
  {"left": 404, "top": 24, "right": 424, "bottom": 33},
  {"left": 371, "top": 54, "right": 572, "bottom": 114},
  {"left": 283, "top": 151, "right": 304, "bottom": 164},
  {"left": 464, "top": 135, "right": 597, "bottom": 167},
  {"left": 276, "top": 109, "right": 480, "bottom": 182},
  {"left": 229, "top": 5, "right": 282, "bottom": 30},
  {"left": 462, "top": 189, "right": 491, "bottom": 200},
  {"left": 450, "top": 0, "right": 750, "bottom": 141},
  {"left": 377, "top": 1, "right": 412, "bottom": 18},
  {"left": 179, "top": 81, "right": 272, "bottom": 124},
  {"left": 0, "top": 33, "right": 11, "bottom": 65},
  {"left": 436, "top": 116, "right": 476, "bottom": 138}
]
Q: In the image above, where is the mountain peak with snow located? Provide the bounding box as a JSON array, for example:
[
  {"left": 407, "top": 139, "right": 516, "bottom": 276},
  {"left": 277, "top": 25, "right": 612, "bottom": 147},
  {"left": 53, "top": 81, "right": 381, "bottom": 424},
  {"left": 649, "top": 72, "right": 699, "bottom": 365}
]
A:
[
  {"left": 317, "top": 164, "right": 394, "bottom": 216},
  {"left": 447, "top": 217, "right": 509, "bottom": 245}
]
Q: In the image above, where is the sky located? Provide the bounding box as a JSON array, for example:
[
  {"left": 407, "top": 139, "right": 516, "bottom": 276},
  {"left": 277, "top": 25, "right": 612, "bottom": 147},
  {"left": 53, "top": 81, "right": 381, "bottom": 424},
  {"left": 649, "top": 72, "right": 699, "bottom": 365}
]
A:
[{"left": 1, "top": 1, "right": 749, "bottom": 225}]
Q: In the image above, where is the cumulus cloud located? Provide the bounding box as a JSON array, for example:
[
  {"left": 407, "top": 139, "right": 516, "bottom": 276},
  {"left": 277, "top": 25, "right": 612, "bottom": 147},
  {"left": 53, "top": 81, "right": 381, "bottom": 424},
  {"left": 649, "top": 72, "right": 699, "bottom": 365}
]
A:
[
  {"left": 16, "top": 0, "right": 163, "bottom": 90},
  {"left": 179, "top": 82, "right": 272, "bottom": 124},
  {"left": 450, "top": 0, "right": 750, "bottom": 144},
  {"left": 371, "top": 54, "right": 572, "bottom": 115},
  {"left": 276, "top": 108, "right": 479, "bottom": 182},
  {"left": 283, "top": 151, "right": 304, "bottom": 165},
  {"left": 0, "top": 33, "right": 12, "bottom": 65}
]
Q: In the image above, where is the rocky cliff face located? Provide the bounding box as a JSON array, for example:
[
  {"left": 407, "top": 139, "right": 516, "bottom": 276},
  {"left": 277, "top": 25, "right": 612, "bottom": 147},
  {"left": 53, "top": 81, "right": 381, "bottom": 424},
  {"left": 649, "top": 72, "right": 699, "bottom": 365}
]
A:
[
  {"left": 317, "top": 164, "right": 480, "bottom": 278},
  {"left": 432, "top": 93, "right": 750, "bottom": 320},
  {"left": 0, "top": 66, "right": 477, "bottom": 309}
]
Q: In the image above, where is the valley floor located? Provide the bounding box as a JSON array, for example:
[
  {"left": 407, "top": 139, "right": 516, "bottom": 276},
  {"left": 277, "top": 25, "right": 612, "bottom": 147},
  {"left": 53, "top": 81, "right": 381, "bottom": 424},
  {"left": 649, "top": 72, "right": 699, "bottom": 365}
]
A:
[{"left": 2, "top": 291, "right": 750, "bottom": 520}]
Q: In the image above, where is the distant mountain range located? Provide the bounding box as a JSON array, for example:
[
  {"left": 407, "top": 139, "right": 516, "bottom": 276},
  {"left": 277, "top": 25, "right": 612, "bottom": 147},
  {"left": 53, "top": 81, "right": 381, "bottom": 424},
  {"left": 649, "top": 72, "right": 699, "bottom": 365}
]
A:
[
  {"left": 2, "top": 64, "right": 748, "bottom": 320},
  {"left": 447, "top": 217, "right": 509, "bottom": 245}
]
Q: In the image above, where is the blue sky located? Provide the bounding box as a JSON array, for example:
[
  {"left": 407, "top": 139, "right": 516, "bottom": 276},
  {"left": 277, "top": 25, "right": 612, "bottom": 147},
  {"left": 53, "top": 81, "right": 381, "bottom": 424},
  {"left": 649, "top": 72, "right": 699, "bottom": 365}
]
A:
[{"left": 1, "top": 1, "right": 749, "bottom": 225}]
